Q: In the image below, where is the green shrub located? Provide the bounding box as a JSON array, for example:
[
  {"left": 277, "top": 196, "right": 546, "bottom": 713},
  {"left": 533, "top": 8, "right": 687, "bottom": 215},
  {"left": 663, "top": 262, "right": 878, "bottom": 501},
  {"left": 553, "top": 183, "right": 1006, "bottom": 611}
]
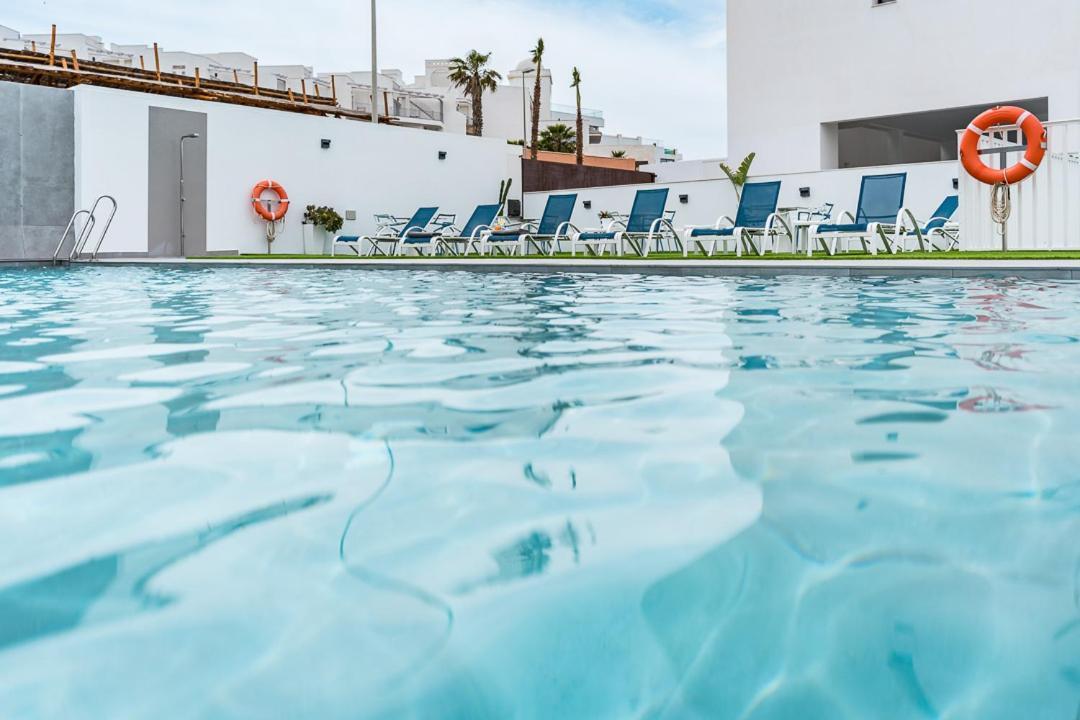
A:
[{"left": 303, "top": 205, "right": 344, "bottom": 234}]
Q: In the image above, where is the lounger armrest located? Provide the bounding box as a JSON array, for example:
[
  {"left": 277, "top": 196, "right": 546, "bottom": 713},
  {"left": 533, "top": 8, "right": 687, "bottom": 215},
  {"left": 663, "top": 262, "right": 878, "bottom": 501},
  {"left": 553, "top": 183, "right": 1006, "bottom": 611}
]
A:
[
  {"left": 402, "top": 225, "right": 431, "bottom": 238},
  {"left": 898, "top": 208, "right": 919, "bottom": 232},
  {"left": 765, "top": 213, "right": 794, "bottom": 238},
  {"left": 716, "top": 215, "right": 736, "bottom": 229},
  {"left": 555, "top": 221, "right": 579, "bottom": 238},
  {"left": 603, "top": 219, "right": 627, "bottom": 232},
  {"left": 650, "top": 217, "right": 678, "bottom": 236},
  {"left": 468, "top": 224, "right": 494, "bottom": 242},
  {"left": 839, "top": 210, "right": 856, "bottom": 223}
]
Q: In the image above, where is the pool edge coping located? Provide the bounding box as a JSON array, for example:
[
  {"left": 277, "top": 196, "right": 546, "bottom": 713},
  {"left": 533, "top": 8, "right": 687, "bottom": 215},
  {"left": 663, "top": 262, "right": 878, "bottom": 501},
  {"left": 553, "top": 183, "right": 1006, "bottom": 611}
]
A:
[{"left": 74, "top": 257, "right": 1080, "bottom": 280}]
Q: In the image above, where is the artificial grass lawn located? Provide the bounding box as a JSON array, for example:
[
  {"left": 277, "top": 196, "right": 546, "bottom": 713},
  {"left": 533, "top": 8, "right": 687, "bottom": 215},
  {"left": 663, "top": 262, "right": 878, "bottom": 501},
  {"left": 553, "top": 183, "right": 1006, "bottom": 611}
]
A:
[{"left": 201, "top": 250, "right": 1080, "bottom": 262}]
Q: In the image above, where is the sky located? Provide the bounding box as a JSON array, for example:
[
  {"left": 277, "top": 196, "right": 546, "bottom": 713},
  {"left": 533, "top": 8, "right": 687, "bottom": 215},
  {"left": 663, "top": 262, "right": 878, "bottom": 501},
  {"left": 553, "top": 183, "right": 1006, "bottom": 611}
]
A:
[{"left": 5, "top": 0, "right": 727, "bottom": 159}]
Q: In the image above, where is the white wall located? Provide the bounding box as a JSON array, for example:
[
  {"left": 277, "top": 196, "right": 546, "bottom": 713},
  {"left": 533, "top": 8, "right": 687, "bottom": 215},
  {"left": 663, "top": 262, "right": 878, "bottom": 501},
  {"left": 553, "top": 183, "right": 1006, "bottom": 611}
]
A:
[
  {"left": 727, "top": 0, "right": 1080, "bottom": 175},
  {"left": 73, "top": 86, "right": 521, "bottom": 255},
  {"left": 645, "top": 159, "right": 727, "bottom": 183},
  {"left": 524, "top": 162, "right": 959, "bottom": 239}
]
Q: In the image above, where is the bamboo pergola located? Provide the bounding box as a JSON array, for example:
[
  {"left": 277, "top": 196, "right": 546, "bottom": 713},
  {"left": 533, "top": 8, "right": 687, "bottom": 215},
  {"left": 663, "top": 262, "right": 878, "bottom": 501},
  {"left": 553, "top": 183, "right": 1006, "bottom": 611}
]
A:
[{"left": 0, "top": 47, "right": 391, "bottom": 124}]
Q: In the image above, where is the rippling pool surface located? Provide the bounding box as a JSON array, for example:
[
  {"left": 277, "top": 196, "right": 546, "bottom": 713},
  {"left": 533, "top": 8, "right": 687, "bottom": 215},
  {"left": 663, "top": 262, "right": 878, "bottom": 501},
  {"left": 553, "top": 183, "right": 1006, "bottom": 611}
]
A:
[{"left": 0, "top": 266, "right": 1077, "bottom": 719}]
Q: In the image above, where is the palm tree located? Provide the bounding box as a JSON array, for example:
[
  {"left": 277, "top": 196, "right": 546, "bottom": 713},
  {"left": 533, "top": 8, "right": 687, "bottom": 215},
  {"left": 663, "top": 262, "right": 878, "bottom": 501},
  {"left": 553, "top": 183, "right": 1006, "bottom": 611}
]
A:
[
  {"left": 448, "top": 50, "right": 502, "bottom": 137},
  {"left": 611, "top": 150, "right": 627, "bottom": 158},
  {"left": 529, "top": 38, "right": 545, "bottom": 160},
  {"left": 538, "top": 123, "right": 577, "bottom": 154},
  {"left": 571, "top": 67, "right": 583, "bottom": 165}
]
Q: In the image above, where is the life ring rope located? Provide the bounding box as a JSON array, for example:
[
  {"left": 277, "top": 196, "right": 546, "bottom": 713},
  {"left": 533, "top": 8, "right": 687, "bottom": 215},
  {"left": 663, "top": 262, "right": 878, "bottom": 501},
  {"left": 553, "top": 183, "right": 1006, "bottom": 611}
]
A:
[
  {"left": 960, "top": 106, "right": 1046, "bottom": 186},
  {"left": 251, "top": 180, "right": 290, "bottom": 222}
]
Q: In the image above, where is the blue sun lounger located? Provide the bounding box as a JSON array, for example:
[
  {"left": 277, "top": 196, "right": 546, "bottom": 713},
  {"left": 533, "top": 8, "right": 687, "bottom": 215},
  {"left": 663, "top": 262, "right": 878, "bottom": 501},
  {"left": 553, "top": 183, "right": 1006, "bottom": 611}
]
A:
[
  {"left": 683, "top": 181, "right": 789, "bottom": 257},
  {"left": 483, "top": 194, "right": 579, "bottom": 255},
  {"left": 572, "top": 188, "right": 677, "bottom": 257},
  {"left": 896, "top": 195, "right": 960, "bottom": 252},
  {"left": 331, "top": 207, "right": 440, "bottom": 257},
  {"left": 808, "top": 173, "right": 908, "bottom": 256},
  {"left": 419, "top": 203, "right": 504, "bottom": 256}
]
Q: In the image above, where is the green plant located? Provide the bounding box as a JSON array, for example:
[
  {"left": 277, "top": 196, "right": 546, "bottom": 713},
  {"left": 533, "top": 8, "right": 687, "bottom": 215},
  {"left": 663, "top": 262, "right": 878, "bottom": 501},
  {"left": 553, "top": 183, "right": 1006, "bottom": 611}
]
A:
[
  {"left": 448, "top": 50, "right": 502, "bottom": 137},
  {"left": 529, "top": 37, "right": 544, "bottom": 160},
  {"left": 571, "top": 67, "right": 583, "bottom": 165},
  {"left": 303, "top": 205, "right": 344, "bottom": 234},
  {"left": 498, "top": 178, "right": 514, "bottom": 207},
  {"left": 538, "top": 123, "right": 577, "bottom": 153},
  {"left": 720, "top": 152, "right": 757, "bottom": 200},
  {"left": 507, "top": 139, "right": 525, "bottom": 146},
  {"left": 598, "top": 210, "right": 614, "bottom": 220},
  {"left": 611, "top": 150, "right": 627, "bottom": 158}
]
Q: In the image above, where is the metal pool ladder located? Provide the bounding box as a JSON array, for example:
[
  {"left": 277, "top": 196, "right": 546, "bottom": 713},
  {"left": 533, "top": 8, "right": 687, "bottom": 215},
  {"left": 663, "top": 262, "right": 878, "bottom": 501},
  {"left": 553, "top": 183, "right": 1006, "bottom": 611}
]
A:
[{"left": 52, "top": 195, "right": 118, "bottom": 264}]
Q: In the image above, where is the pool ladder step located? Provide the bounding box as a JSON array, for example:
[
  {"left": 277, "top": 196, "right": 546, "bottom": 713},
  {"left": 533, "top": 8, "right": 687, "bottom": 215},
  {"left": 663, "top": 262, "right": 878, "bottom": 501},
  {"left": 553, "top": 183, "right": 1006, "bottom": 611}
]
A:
[{"left": 52, "top": 195, "right": 118, "bottom": 264}]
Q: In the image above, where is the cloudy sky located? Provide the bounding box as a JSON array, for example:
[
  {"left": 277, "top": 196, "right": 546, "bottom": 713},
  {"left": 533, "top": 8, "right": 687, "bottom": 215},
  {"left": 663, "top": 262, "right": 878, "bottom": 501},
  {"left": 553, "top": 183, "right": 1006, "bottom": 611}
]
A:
[{"left": 6, "top": 0, "right": 727, "bottom": 158}]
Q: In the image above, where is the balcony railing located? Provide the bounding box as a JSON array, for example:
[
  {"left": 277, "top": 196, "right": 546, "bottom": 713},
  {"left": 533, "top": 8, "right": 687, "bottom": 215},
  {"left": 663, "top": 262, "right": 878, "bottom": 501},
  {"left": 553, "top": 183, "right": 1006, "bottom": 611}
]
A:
[
  {"left": 550, "top": 102, "right": 603, "bottom": 120},
  {"left": 350, "top": 87, "right": 444, "bottom": 123}
]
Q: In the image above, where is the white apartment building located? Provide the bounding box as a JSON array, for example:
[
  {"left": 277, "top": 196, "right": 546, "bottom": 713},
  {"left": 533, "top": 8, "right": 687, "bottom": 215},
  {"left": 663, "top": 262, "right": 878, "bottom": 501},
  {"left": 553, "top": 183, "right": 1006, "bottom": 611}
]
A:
[
  {"left": 111, "top": 45, "right": 258, "bottom": 85},
  {"left": 18, "top": 33, "right": 133, "bottom": 66},
  {"left": 0, "top": 24, "right": 21, "bottom": 50},
  {"left": 726, "top": 0, "right": 1080, "bottom": 175},
  {"left": 584, "top": 134, "right": 682, "bottom": 165}
]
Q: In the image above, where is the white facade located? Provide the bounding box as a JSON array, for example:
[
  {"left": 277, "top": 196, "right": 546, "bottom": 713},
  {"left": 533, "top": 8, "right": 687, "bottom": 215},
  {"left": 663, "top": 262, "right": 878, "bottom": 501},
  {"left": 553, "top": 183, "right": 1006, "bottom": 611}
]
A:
[
  {"left": 0, "top": 24, "right": 20, "bottom": 51},
  {"left": 20, "top": 33, "right": 133, "bottom": 66},
  {"left": 72, "top": 85, "right": 521, "bottom": 256},
  {"left": 584, "top": 134, "right": 682, "bottom": 166},
  {"left": 727, "top": 0, "right": 1080, "bottom": 175},
  {"left": 111, "top": 45, "right": 254, "bottom": 84}
]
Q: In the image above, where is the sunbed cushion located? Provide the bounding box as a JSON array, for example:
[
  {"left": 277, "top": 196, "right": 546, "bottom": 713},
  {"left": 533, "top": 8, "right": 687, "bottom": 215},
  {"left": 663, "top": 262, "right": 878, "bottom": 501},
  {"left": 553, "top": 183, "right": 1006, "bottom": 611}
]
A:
[
  {"left": 402, "top": 232, "right": 438, "bottom": 242},
  {"left": 577, "top": 231, "right": 618, "bottom": 241},
  {"left": 690, "top": 227, "right": 736, "bottom": 238},
  {"left": 335, "top": 236, "right": 361, "bottom": 243},
  {"left": 815, "top": 223, "right": 870, "bottom": 234},
  {"left": 487, "top": 231, "right": 526, "bottom": 240}
]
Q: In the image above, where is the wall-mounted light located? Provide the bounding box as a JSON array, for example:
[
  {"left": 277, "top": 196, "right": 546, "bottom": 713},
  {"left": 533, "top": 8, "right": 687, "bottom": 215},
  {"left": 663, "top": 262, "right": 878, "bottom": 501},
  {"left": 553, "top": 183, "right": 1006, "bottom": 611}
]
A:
[
  {"left": 952, "top": 178, "right": 959, "bottom": 190},
  {"left": 583, "top": 200, "right": 592, "bottom": 210},
  {"left": 799, "top": 187, "right": 811, "bottom": 198},
  {"left": 438, "top": 151, "right": 447, "bottom": 160},
  {"left": 345, "top": 210, "right": 357, "bottom": 221},
  {"left": 679, "top": 194, "right": 689, "bottom": 204},
  {"left": 321, "top": 138, "right": 332, "bottom": 150}
]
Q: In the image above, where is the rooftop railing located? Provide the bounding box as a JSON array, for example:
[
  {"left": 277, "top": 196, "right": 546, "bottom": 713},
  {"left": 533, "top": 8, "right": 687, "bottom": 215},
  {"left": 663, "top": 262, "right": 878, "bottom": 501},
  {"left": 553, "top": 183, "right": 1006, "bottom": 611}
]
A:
[{"left": 550, "top": 102, "right": 603, "bottom": 119}]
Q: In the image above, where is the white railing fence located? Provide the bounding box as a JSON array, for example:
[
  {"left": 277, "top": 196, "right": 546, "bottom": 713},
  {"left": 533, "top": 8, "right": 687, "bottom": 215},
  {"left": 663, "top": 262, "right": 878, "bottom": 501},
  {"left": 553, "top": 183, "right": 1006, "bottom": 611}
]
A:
[{"left": 960, "top": 118, "right": 1080, "bottom": 250}]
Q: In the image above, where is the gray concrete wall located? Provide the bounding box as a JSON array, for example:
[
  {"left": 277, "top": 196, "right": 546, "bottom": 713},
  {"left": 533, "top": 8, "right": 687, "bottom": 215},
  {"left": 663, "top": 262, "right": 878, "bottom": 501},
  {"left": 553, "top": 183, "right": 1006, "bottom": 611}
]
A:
[{"left": 0, "top": 82, "right": 75, "bottom": 260}]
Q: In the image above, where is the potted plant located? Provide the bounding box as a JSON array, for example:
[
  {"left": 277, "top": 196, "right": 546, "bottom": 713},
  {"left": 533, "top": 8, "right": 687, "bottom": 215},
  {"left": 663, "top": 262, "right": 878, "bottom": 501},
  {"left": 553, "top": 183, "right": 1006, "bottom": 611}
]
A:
[{"left": 302, "top": 205, "right": 344, "bottom": 254}]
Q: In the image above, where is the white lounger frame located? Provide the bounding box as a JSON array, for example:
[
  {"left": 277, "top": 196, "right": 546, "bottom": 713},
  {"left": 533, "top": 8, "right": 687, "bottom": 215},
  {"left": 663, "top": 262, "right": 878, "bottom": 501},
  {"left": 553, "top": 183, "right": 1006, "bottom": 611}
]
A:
[
  {"left": 571, "top": 217, "right": 682, "bottom": 257},
  {"left": 681, "top": 214, "right": 793, "bottom": 257}
]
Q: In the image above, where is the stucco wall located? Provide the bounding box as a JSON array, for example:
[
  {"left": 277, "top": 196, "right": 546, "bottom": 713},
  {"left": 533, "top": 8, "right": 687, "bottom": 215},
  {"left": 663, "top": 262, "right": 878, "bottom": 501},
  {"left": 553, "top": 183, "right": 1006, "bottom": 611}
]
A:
[
  {"left": 0, "top": 82, "right": 74, "bottom": 261},
  {"left": 727, "top": 0, "right": 1080, "bottom": 175},
  {"left": 72, "top": 85, "right": 522, "bottom": 255}
]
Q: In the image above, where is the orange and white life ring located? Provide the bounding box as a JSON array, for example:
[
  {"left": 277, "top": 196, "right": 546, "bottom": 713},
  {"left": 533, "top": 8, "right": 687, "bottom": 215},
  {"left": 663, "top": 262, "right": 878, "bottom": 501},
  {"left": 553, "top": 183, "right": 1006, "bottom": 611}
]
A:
[
  {"left": 960, "top": 106, "right": 1046, "bottom": 186},
  {"left": 251, "top": 180, "right": 290, "bottom": 222}
]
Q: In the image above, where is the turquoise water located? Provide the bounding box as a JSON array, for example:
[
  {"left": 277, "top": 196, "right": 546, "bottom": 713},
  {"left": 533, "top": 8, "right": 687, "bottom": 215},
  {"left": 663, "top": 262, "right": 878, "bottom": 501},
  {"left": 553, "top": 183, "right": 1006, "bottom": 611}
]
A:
[{"left": 0, "top": 266, "right": 1077, "bottom": 719}]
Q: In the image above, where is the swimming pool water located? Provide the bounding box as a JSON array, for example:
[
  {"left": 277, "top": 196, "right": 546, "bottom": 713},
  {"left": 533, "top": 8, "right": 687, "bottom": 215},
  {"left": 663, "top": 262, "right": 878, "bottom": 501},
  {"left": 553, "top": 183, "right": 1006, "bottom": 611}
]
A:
[{"left": 0, "top": 266, "right": 1077, "bottom": 719}]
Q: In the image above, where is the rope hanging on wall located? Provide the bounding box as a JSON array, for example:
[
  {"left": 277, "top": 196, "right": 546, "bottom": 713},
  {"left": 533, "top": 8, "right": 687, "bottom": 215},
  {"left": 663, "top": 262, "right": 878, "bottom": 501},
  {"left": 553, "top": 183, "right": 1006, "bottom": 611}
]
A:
[{"left": 990, "top": 182, "right": 1011, "bottom": 237}]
